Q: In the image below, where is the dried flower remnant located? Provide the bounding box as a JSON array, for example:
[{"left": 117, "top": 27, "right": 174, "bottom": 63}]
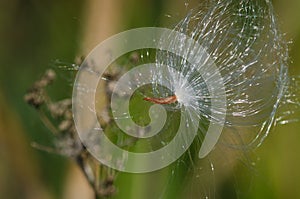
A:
[
  {"left": 24, "top": 68, "right": 116, "bottom": 198},
  {"left": 24, "top": 69, "right": 56, "bottom": 108}
]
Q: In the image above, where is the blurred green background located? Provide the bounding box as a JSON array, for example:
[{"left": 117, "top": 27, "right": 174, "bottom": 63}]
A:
[{"left": 0, "top": 0, "right": 299, "bottom": 199}]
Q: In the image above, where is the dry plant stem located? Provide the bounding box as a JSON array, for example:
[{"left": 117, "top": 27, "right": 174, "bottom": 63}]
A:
[
  {"left": 24, "top": 69, "right": 116, "bottom": 199},
  {"left": 37, "top": 110, "right": 60, "bottom": 136},
  {"left": 79, "top": 2, "right": 124, "bottom": 197}
]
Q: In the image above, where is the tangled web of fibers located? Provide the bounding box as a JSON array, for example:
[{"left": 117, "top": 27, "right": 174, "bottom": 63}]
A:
[{"left": 153, "top": 0, "right": 291, "bottom": 151}]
